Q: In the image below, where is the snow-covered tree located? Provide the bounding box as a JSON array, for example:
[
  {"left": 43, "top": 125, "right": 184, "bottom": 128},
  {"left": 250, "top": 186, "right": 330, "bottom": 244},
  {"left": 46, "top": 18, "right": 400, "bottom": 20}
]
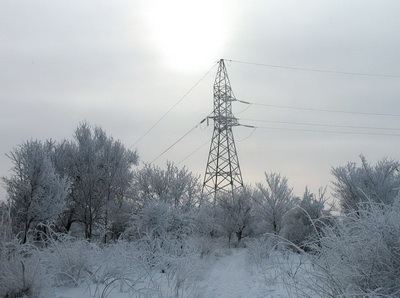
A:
[
  {"left": 97, "top": 133, "right": 138, "bottom": 242},
  {"left": 133, "top": 162, "right": 202, "bottom": 210},
  {"left": 194, "top": 202, "right": 219, "bottom": 237},
  {"left": 129, "top": 200, "right": 194, "bottom": 239},
  {"left": 253, "top": 173, "right": 298, "bottom": 235},
  {"left": 216, "top": 188, "right": 253, "bottom": 244},
  {"left": 3, "top": 140, "right": 69, "bottom": 243},
  {"left": 0, "top": 202, "right": 13, "bottom": 255},
  {"left": 57, "top": 122, "right": 138, "bottom": 240},
  {"left": 332, "top": 155, "right": 400, "bottom": 212},
  {"left": 282, "top": 187, "right": 330, "bottom": 248}
]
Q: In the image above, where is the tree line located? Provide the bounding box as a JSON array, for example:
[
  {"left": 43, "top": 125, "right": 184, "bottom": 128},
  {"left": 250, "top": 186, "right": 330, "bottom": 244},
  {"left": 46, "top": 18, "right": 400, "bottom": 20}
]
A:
[{"left": 4, "top": 122, "right": 399, "bottom": 248}]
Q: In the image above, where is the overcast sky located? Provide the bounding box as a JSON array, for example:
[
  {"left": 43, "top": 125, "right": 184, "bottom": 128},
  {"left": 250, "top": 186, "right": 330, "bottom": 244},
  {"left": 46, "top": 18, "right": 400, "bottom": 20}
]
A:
[{"left": 1, "top": 0, "right": 400, "bottom": 199}]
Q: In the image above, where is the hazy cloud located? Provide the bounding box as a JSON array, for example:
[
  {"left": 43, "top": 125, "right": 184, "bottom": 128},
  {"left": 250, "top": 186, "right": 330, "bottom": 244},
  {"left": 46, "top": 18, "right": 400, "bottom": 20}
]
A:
[{"left": 1, "top": 0, "right": 400, "bottom": 199}]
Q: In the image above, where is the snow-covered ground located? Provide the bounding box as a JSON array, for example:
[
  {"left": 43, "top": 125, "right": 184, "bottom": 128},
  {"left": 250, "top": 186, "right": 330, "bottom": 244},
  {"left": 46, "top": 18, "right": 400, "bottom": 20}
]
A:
[
  {"left": 54, "top": 247, "right": 302, "bottom": 298},
  {"left": 200, "top": 248, "right": 288, "bottom": 298}
]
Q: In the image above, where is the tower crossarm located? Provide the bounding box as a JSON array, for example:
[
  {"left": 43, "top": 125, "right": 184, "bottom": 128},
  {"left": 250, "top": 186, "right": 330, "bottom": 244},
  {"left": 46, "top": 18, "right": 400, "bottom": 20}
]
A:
[{"left": 208, "top": 115, "right": 240, "bottom": 128}]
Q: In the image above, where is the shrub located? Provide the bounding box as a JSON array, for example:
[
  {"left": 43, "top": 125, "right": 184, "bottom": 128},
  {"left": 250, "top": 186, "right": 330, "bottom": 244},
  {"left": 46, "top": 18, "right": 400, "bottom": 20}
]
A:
[
  {"left": 0, "top": 203, "right": 13, "bottom": 256},
  {"left": 127, "top": 200, "right": 195, "bottom": 240},
  {"left": 307, "top": 197, "right": 400, "bottom": 296},
  {"left": 42, "top": 235, "right": 93, "bottom": 286},
  {"left": 0, "top": 241, "right": 50, "bottom": 298},
  {"left": 282, "top": 187, "right": 331, "bottom": 250},
  {"left": 246, "top": 237, "right": 275, "bottom": 268}
]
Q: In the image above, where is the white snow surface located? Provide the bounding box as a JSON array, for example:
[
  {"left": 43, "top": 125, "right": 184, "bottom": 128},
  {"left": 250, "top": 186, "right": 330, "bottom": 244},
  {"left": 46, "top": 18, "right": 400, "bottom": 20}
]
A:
[
  {"left": 54, "top": 247, "right": 294, "bottom": 298},
  {"left": 200, "top": 248, "right": 283, "bottom": 298}
]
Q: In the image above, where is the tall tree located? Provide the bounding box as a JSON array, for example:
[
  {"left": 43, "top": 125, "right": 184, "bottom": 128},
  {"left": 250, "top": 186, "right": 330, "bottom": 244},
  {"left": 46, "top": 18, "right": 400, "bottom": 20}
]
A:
[
  {"left": 57, "top": 122, "right": 138, "bottom": 240},
  {"left": 253, "top": 173, "right": 298, "bottom": 235},
  {"left": 3, "top": 140, "right": 69, "bottom": 243}
]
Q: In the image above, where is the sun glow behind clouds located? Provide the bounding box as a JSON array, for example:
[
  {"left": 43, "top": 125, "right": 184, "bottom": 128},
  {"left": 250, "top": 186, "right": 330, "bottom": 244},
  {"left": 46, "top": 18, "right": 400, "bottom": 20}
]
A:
[{"left": 144, "top": 0, "right": 231, "bottom": 72}]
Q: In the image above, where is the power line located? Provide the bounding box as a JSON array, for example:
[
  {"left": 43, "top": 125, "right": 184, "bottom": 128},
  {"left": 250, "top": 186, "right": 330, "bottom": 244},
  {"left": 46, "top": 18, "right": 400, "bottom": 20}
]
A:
[
  {"left": 240, "top": 118, "right": 400, "bottom": 131},
  {"left": 175, "top": 118, "right": 400, "bottom": 167},
  {"left": 255, "top": 126, "right": 400, "bottom": 137},
  {"left": 150, "top": 117, "right": 208, "bottom": 163},
  {"left": 177, "top": 123, "right": 256, "bottom": 166},
  {"left": 227, "top": 59, "right": 400, "bottom": 78},
  {"left": 130, "top": 62, "right": 218, "bottom": 149},
  {"left": 177, "top": 139, "right": 210, "bottom": 166},
  {"left": 235, "top": 103, "right": 252, "bottom": 115},
  {"left": 142, "top": 59, "right": 400, "bottom": 165},
  {"left": 164, "top": 118, "right": 400, "bottom": 164},
  {"left": 236, "top": 127, "right": 257, "bottom": 141},
  {"left": 177, "top": 126, "right": 257, "bottom": 166},
  {"left": 238, "top": 100, "right": 400, "bottom": 118}
]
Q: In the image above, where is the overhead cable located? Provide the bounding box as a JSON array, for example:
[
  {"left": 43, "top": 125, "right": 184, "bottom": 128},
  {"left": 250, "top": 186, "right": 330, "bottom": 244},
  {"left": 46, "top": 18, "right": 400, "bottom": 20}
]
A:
[
  {"left": 255, "top": 126, "right": 400, "bottom": 137},
  {"left": 227, "top": 59, "right": 400, "bottom": 78},
  {"left": 130, "top": 62, "right": 218, "bottom": 149},
  {"left": 240, "top": 118, "right": 400, "bottom": 131},
  {"left": 177, "top": 139, "right": 210, "bottom": 166},
  {"left": 238, "top": 101, "right": 400, "bottom": 118},
  {"left": 177, "top": 122, "right": 257, "bottom": 165},
  {"left": 150, "top": 117, "right": 208, "bottom": 164},
  {"left": 236, "top": 127, "right": 257, "bottom": 142}
]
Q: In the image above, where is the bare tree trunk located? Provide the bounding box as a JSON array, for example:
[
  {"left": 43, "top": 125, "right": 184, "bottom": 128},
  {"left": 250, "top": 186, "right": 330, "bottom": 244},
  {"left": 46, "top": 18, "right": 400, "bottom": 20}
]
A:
[
  {"left": 103, "top": 209, "right": 108, "bottom": 244},
  {"left": 22, "top": 220, "right": 30, "bottom": 244},
  {"left": 228, "top": 232, "right": 232, "bottom": 248},
  {"left": 236, "top": 229, "right": 243, "bottom": 243}
]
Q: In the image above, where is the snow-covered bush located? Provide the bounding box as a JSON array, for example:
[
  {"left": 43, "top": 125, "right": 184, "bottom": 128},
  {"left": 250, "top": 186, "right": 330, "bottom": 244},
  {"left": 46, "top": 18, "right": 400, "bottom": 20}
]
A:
[
  {"left": 194, "top": 203, "right": 220, "bottom": 237},
  {"left": 41, "top": 234, "right": 148, "bottom": 295},
  {"left": 82, "top": 241, "right": 147, "bottom": 297},
  {"left": 134, "top": 230, "right": 192, "bottom": 270},
  {"left": 197, "top": 236, "right": 230, "bottom": 258},
  {"left": 157, "top": 236, "right": 205, "bottom": 297},
  {"left": 41, "top": 235, "right": 162, "bottom": 297},
  {"left": 0, "top": 203, "right": 13, "bottom": 255},
  {"left": 306, "top": 197, "right": 400, "bottom": 296},
  {"left": 246, "top": 237, "right": 275, "bottom": 269},
  {"left": 133, "top": 232, "right": 205, "bottom": 297},
  {"left": 125, "top": 200, "right": 206, "bottom": 296},
  {"left": 128, "top": 200, "right": 195, "bottom": 239},
  {"left": 133, "top": 162, "right": 202, "bottom": 210},
  {"left": 0, "top": 241, "right": 50, "bottom": 298},
  {"left": 332, "top": 155, "right": 400, "bottom": 213},
  {"left": 42, "top": 235, "right": 94, "bottom": 286},
  {"left": 282, "top": 187, "right": 331, "bottom": 250}
]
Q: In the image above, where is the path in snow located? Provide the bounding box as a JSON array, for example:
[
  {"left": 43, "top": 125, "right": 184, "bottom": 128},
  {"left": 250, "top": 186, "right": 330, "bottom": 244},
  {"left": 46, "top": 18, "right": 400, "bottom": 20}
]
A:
[
  {"left": 55, "top": 248, "right": 295, "bottom": 297},
  {"left": 201, "top": 248, "right": 286, "bottom": 298}
]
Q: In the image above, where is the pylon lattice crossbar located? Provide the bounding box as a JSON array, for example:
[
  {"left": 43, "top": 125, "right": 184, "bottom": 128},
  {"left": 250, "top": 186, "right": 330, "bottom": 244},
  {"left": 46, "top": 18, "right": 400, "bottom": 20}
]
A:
[{"left": 202, "top": 59, "right": 244, "bottom": 201}]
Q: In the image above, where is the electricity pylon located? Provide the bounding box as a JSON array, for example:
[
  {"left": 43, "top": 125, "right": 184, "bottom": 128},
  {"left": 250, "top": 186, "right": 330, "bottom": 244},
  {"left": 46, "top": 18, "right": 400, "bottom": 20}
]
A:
[{"left": 202, "top": 59, "right": 244, "bottom": 202}]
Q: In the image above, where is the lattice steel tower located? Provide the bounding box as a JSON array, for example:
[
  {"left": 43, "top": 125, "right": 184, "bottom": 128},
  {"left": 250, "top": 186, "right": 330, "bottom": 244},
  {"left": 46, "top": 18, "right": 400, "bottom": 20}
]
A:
[{"left": 203, "top": 59, "right": 244, "bottom": 201}]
